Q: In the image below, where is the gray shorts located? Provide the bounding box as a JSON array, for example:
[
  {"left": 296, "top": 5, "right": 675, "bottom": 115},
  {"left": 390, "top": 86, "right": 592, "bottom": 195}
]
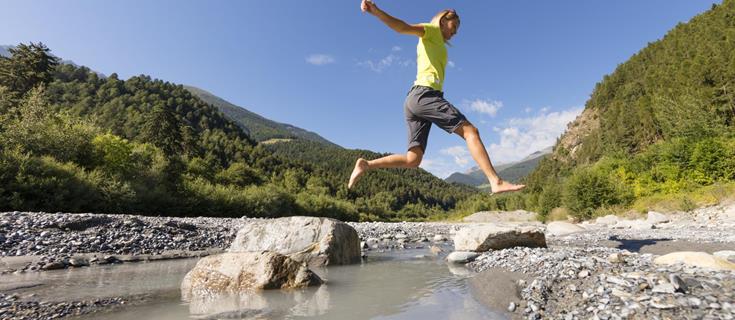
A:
[{"left": 404, "top": 85, "right": 467, "bottom": 152}]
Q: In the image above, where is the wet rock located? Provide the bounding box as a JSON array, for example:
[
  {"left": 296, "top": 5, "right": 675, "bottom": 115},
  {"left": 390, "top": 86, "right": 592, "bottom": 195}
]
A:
[
  {"left": 446, "top": 251, "right": 479, "bottom": 264},
  {"left": 181, "top": 251, "right": 322, "bottom": 300},
  {"left": 41, "top": 261, "right": 66, "bottom": 270}
]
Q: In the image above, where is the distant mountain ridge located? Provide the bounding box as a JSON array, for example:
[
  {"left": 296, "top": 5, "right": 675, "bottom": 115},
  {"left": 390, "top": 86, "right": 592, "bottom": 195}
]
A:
[
  {"left": 445, "top": 146, "right": 553, "bottom": 186},
  {"left": 185, "top": 86, "right": 340, "bottom": 148}
]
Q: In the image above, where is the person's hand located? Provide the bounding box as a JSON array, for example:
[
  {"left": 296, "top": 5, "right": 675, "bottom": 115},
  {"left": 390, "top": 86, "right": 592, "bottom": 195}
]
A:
[{"left": 361, "top": 0, "right": 378, "bottom": 15}]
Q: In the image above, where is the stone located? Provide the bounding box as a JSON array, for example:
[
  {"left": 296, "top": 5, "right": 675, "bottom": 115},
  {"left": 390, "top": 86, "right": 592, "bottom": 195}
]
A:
[
  {"left": 595, "top": 215, "right": 619, "bottom": 226},
  {"left": 230, "top": 216, "right": 360, "bottom": 266},
  {"left": 613, "top": 220, "right": 654, "bottom": 230},
  {"left": 608, "top": 253, "right": 624, "bottom": 264},
  {"left": 546, "top": 221, "right": 585, "bottom": 236},
  {"left": 668, "top": 274, "right": 687, "bottom": 293},
  {"left": 433, "top": 234, "right": 447, "bottom": 242},
  {"left": 646, "top": 211, "right": 670, "bottom": 225},
  {"left": 508, "top": 302, "right": 516, "bottom": 312},
  {"left": 68, "top": 257, "right": 89, "bottom": 267},
  {"left": 41, "top": 261, "right": 66, "bottom": 270},
  {"left": 446, "top": 251, "right": 480, "bottom": 264},
  {"left": 654, "top": 251, "right": 735, "bottom": 271},
  {"left": 453, "top": 224, "right": 546, "bottom": 252},
  {"left": 181, "top": 251, "right": 322, "bottom": 300},
  {"left": 652, "top": 283, "right": 675, "bottom": 294},
  {"left": 713, "top": 250, "right": 735, "bottom": 262}
]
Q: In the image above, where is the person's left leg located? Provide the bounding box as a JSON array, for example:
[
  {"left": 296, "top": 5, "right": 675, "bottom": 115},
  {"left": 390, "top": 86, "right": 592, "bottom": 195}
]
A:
[{"left": 453, "top": 121, "right": 525, "bottom": 194}]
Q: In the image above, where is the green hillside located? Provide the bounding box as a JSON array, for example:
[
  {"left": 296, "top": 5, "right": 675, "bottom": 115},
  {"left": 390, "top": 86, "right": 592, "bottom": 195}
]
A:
[
  {"left": 185, "top": 85, "right": 339, "bottom": 147},
  {"left": 459, "top": 1, "right": 735, "bottom": 220},
  {"left": 0, "top": 43, "right": 476, "bottom": 221}
]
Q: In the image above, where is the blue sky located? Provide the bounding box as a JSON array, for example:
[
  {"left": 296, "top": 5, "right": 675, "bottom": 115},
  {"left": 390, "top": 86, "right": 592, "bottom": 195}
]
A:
[{"left": 1, "top": 0, "right": 719, "bottom": 178}]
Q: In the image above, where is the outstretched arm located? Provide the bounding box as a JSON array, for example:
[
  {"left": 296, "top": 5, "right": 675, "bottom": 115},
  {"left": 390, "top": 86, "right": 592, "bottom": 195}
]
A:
[{"left": 361, "top": 0, "right": 424, "bottom": 37}]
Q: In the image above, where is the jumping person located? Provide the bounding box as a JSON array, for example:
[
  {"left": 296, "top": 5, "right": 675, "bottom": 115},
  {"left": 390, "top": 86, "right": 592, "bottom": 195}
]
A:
[{"left": 349, "top": 0, "right": 525, "bottom": 194}]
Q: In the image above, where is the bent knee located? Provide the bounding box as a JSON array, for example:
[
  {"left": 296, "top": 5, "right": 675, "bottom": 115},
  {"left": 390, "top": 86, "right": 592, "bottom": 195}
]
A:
[{"left": 406, "top": 156, "right": 422, "bottom": 168}]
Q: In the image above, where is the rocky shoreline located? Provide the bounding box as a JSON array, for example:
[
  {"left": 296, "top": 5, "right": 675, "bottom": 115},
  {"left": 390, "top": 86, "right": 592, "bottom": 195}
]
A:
[{"left": 1, "top": 204, "right": 734, "bottom": 319}]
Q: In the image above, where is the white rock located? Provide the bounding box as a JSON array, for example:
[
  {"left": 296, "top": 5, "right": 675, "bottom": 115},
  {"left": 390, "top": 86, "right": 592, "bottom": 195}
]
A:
[
  {"left": 446, "top": 251, "right": 480, "bottom": 264},
  {"left": 614, "top": 220, "right": 654, "bottom": 230},
  {"left": 229, "top": 216, "right": 360, "bottom": 266},
  {"left": 646, "top": 211, "right": 670, "bottom": 225},
  {"left": 546, "top": 221, "right": 585, "bottom": 236},
  {"left": 595, "top": 215, "right": 619, "bottom": 226},
  {"left": 713, "top": 250, "right": 735, "bottom": 262},
  {"left": 654, "top": 251, "right": 735, "bottom": 271},
  {"left": 453, "top": 224, "right": 546, "bottom": 252},
  {"left": 433, "top": 234, "right": 447, "bottom": 242}
]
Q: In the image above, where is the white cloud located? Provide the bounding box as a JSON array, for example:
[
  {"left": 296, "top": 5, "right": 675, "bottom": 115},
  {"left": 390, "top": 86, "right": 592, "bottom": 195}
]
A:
[
  {"left": 524, "top": 107, "right": 532, "bottom": 113},
  {"left": 419, "top": 157, "right": 456, "bottom": 179},
  {"left": 358, "top": 50, "right": 413, "bottom": 73},
  {"left": 464, "top": 99, "right": 502, "bottom": 117},
  {"left": 448, "top": 61, "right": 456, "bottom": 68},
  {"left": 440, "top": 145, "right": 471, "bottom": 166},
  {"left": 306, "top": 54, "right": 335, "bottom": 66},
  {"left": 486, "top": 107, "right": 583, "bottom": 164}
]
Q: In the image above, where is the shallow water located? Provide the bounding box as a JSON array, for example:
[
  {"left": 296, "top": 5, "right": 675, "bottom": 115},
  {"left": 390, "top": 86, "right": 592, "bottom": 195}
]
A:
[{"left": 2, "top": 248, "right": 506, "bottom": 320}]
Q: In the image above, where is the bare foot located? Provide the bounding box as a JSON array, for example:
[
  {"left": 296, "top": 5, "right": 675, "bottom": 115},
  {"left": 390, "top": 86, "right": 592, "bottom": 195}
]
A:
[
  {"left": 490, "top": 180, "right": 525, "bottom": 194},
  {"left": 348, "top": 158, "right": 369, "bottom": 189}
]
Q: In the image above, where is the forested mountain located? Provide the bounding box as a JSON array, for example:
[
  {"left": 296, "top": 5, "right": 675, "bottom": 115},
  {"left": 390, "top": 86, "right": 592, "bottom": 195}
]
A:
[
  {"left": 477, "top": 1, "right": 735, "bottom": 220},
  {"left": 0, "top": 43, "right": 478, "bottom": 221},
  {"left": 185, "top": 86, "right": 339, "bottom": 147},
  {"left": 445, "top": 146, "right": 552, "bottom": 187}
]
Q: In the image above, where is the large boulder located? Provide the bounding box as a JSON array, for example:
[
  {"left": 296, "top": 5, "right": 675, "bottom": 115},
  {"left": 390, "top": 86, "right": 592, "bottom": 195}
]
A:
[
  {"left": 453, "top": 224, "right": 546, "bottom": 252},
  {"left": 181, "top": 251, "right": 322, "bottom": 300},
  {"left": 653, "top": 251, "right": 735, "bottom": 271},
  {"left": 230, "top": 216, "right": 360, "bottom": 266},
  {"left": 546, "top": 221, "right": 585, "bottom": 236}
]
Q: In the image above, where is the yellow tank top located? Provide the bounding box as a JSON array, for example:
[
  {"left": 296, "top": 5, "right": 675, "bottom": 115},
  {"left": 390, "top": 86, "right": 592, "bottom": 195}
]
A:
[{"left": 413, "top": 23, "right": 447, "bottom": 91}]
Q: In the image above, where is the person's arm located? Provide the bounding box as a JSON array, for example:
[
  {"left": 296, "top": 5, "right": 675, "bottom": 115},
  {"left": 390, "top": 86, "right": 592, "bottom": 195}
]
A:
[{"left": 361, "top": 0, "right": 424, "bottom": 37}]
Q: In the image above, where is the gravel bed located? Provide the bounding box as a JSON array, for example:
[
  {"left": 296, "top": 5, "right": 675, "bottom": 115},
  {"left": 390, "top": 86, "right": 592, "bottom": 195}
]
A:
[
  {"left": 0, "top": 211, "right": 249, "bottom": 273},
  {"left": 468, "top": 246, "right": 735, "bottom": 319},
  {"left": 0, "top": 292, "right": 129, "bottom": 320}
]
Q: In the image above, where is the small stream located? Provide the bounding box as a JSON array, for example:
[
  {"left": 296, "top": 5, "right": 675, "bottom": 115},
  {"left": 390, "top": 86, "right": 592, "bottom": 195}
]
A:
[{"left": 1, "top": 248, "right": 506, "bottom": 319}]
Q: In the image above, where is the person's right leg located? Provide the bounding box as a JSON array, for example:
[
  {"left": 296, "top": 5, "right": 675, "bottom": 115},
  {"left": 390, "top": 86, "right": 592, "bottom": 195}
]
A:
[
  {"left": 453, "top": 122, "right": 525, "bottom": 194},
  {"left": 348, "top": 146, "right": 423, "bottom": 189}
]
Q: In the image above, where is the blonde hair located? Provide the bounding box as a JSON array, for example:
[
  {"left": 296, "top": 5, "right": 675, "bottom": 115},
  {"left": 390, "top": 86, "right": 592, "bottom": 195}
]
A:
[
  {"left": 430, "top": 9, "right": 460, "bottom": 27},
  {"left": 430, "top": 9, "right": 460, "bottom": 45}
]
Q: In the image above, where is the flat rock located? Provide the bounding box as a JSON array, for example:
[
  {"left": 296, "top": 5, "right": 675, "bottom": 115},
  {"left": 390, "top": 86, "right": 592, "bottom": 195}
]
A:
[
  {"left": 613, "top": 220, "right": 654, "bottom": 230},
  {"left": 595, "top": 215, "right": 619, "bottom": 226},
  {"left": 546, "top": 221, "right": 585, "bottom": 236},
  {"left": 654, "top": 251, "right": 735, "bottom": 271},
  {"left": 453, "top": 224, "right": 546, "bottom": 252},
  {"left": 181, "top": 251, "right": 322, "bottom": 300},
  {"left": 713, "top": 250, "right": 735, "bottom": 262},
  {"left": 647, "top": 211, "right": 670, "bottom": 225},
  {"left": 446, "top": 251, "right": 480, "bottom": 264},
  {"left": 230, "top": 216, "right": 360, "bottom": 266}
]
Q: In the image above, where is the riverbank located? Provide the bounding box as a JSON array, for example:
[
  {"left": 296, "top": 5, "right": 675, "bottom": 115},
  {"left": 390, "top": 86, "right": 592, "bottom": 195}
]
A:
[{"left": 1, "top": 204, "right": 734, "bottom": 319}]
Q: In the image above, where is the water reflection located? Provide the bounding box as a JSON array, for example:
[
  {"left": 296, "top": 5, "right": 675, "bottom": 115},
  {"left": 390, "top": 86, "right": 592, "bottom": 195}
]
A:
[{"left": 3, "top": 249, "right": 505, "bottom": 320}]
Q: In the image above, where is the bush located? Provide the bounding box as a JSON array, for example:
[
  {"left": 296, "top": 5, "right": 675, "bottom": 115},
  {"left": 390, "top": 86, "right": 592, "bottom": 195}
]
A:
[
  {"left": 92, "top": 133, "right": 133, "bottom": 176},
  {"left": 562, "top": 167, "right": 631, "bottom": 220}
]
